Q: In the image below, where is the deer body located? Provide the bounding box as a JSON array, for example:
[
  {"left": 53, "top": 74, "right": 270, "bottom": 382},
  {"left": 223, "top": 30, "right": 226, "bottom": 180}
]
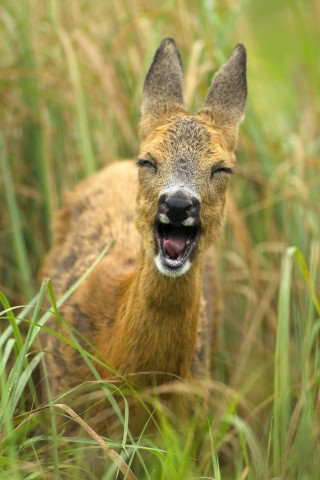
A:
[{"left": 41, "top": 39, "right": 247, "bottom": 404}]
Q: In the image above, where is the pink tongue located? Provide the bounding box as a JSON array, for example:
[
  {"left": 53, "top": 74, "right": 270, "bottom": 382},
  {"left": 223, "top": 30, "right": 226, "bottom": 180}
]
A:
[{"left": 163, "top": 238, "right": 186, "bottom": 260}]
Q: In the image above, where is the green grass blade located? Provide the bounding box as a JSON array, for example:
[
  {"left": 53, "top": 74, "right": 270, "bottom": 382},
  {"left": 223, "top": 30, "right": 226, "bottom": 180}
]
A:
[
  {"left": 0, "top": 136, "right": 34, "bottom": 301},
  {"left": 1, "top": 281, "right": 47, "bottom": 422},
  {"left": 0, "top": 338, "right": 16, "bottom": 378},
  {"left": 294, "top": 247, "right": 320, "bottom": 316},
  {"left": 8, "top": 352, "right": 44, "bottom": 417},
  {"left": 0, "top": 294, "right": 39, "bottom": 349},
  {"left": 0, "top": 292, "right": 24, "bottom": 354},
  {"left": 224, "top": 413, "right": 264, "bottom": 478},
  {"left": 207, "top": 419, "right": 222, "bottom": 480},
  {"left": 273, "top": 246, "right": 296, "bottom": 475}
]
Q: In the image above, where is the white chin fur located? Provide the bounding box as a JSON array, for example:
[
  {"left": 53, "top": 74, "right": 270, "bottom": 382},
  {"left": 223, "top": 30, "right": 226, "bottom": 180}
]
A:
[{"left": 154, "top": 254, "right": 191, "bottom": 277}]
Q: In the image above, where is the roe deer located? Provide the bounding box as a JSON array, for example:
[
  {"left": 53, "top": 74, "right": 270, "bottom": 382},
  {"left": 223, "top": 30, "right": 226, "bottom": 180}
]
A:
[{"left": 41, "top": 38, "right": 247, "bottom": 414}]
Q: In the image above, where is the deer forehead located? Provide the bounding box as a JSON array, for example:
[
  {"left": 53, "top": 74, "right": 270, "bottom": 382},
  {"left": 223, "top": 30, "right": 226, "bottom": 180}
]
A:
[{"left": 142, "top": 117, "right": 229, "bottom": 164}]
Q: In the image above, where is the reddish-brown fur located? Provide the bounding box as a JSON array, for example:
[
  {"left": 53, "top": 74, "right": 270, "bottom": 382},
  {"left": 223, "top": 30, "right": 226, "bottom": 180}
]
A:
[{"left": 40, "top": 38, "right": 247, "bottom": 425}]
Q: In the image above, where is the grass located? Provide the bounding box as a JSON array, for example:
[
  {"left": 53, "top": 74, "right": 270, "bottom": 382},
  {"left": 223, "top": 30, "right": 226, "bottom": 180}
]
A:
[{"left": 0, "top": 0, "right": 319, "bottom": 478}]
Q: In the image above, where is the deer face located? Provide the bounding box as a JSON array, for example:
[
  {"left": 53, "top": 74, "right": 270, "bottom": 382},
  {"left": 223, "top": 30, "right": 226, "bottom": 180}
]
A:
[
  {"left": 136, "top": 38, "right": 247, "bottom": 277},
  {"left": 136, "top": 115, "right": 234, "bottom": 276}
]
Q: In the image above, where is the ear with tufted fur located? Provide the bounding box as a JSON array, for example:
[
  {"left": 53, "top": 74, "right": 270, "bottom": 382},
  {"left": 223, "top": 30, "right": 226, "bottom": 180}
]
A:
[
  {"left": 198, "top": 44, "right": 247, "bottom": 141},
  {"left": 140, "top": 38, "right": 186, "bottom": 139}
]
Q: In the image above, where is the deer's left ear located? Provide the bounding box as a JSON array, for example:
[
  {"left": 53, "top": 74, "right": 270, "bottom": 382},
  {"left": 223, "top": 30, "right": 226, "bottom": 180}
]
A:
[
  {"left": 140, "top": 38, "right": 186, "bottom": 139},
  {"left": 198, "top": 44, "right": 247, "bottom": 142}
]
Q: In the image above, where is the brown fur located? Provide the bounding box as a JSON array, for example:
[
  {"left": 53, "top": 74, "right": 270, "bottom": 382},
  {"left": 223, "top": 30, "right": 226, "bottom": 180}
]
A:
[{"left": 40, "top": 38, "right": 247, "bottom": 425}]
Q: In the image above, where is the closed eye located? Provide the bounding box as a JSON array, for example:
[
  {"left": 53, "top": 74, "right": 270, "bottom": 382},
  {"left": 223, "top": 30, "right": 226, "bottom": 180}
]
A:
[
  {"left": 136, "top": 158, "right": 157, "bottom": 171},
  {"left": 211, "top": 163, "right": 233, "bottom": 179}
]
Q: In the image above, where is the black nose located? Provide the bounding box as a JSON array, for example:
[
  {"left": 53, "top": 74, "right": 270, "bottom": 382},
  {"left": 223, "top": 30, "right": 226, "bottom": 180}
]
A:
[
  {"left": 158, "top": 191, "right": 199, "bottom": 224},
  {"left": 165, "top": 197, "right": 193, "bottom": 212}
]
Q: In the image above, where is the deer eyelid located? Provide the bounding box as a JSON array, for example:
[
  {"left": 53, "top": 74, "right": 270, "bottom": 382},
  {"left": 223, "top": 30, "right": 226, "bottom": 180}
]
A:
[
  {"left": 136, "top": 157, "right": 157, "bottom": 171},
  {"left": 211, "top": 162, "right": 233, "bottom": 178}
]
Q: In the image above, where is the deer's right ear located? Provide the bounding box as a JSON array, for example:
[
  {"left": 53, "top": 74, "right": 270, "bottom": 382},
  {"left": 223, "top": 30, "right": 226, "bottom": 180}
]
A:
[{"left": 140, "top": 38, "right": 185, "bottom": 139}]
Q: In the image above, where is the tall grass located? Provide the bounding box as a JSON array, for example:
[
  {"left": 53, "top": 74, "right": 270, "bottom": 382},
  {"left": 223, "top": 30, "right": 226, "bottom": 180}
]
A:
[{"left": 0, "top": 0, "right": 319, "bottom": 478}]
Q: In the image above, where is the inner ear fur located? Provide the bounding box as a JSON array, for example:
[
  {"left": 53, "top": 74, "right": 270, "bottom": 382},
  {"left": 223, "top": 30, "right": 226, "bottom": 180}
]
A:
[{"left": 140, "top": 38, "right": 186, "bottom": 139}]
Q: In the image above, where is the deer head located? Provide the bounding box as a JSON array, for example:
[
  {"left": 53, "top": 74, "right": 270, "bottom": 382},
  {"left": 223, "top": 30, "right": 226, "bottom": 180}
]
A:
[{"left": 136, "top": 38, "right": 247, "bottom": 277}]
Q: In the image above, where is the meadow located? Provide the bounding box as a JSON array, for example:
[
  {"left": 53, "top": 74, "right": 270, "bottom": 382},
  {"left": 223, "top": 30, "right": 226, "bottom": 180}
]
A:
[{"left": 0, "top": 0, "right": 319, "bottom": 478}]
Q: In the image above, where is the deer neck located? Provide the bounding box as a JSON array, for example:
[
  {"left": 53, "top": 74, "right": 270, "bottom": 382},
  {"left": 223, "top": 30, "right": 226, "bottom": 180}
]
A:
[{"left": 109, "top": 249, "right": 202, "bottom": 384}]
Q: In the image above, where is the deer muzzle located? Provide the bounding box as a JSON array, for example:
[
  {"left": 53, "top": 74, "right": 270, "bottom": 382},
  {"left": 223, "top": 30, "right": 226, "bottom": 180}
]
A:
[{"left": 154, "top": 190, "right": 201, "bottom": 277}]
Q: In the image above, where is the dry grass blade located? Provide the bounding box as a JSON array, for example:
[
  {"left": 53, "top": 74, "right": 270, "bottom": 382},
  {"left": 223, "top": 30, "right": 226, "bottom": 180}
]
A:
[
  {"left": 57, "top": 28, "right": 96, "bottom": 176},
  {"left": 54, "top": 403, "right": 137, "bottom": 480},
  {"left": 7, "top": 403, "right": 137, "bottom": 480},
  {"left": 73, "top": 30, "right": 138, "bottom": 150}
]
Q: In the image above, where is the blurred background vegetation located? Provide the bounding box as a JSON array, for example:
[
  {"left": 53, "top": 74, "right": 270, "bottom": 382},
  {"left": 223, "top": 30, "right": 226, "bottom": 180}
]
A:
[
  {"left": 0, "top": 0, "right": 319, "bottom": 302},
  {"left": 0, "top": 0, "right": 319, "bottom": 478}
]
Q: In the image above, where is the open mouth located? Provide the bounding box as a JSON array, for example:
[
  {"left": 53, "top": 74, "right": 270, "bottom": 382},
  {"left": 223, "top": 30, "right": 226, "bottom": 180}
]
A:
[{"left": 154, "top": 221, "right": 200, "bottom": 271}]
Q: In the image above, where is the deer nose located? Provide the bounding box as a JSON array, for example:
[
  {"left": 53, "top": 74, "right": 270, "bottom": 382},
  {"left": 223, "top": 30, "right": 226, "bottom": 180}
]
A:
[
  {"left": 158, "top": 192, "right": 199, "bottom": 224},
  {"left": 165, "top": 197, "right": 193, "bottom": 212}
]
